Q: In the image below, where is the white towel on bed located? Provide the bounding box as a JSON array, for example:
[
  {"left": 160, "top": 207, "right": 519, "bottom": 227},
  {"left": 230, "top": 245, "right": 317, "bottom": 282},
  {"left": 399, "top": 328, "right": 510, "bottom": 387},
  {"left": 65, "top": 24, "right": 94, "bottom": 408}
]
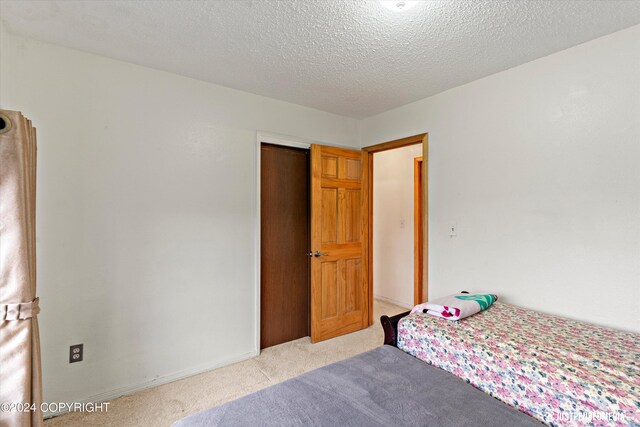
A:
[{"left": 411, "top": 293, "right": 497, "bottom": 321}]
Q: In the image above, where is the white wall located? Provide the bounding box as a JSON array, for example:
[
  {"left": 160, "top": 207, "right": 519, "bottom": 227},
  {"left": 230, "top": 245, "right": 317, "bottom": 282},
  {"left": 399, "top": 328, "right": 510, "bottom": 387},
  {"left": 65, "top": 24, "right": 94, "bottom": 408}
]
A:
[
  {"left": 373, "top": 144, "right": 422, "bottom": 308},
  {"left": 361, "top": 25, "right": 640, "bottom": 333},
  {"left": 0, "top": 25, "right": 359, "bottom": 409}
]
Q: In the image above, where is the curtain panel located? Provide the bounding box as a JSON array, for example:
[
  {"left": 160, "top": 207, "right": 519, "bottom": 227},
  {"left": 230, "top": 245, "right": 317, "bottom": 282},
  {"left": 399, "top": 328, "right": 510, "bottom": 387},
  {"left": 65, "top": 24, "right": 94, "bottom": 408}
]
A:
[{"left": 0, "top": 110, "right": 43, "bottom": 427}]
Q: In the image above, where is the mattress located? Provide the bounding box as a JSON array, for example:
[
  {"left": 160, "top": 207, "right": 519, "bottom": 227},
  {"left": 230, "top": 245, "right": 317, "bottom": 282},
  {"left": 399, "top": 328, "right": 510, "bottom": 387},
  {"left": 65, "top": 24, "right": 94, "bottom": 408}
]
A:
[
  {"left": 173, "top": 345, "right": 541, "bottom": 426},
  {"left": 397, "top": 301, "right": 640, "bottom": 426}
]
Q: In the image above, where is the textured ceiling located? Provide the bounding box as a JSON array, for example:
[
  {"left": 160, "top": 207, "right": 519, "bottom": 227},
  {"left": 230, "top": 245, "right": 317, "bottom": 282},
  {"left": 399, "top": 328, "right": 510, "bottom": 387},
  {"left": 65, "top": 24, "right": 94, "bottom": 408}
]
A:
[{"left": 1, "top": 1, "right": 640, "bottom": 118}]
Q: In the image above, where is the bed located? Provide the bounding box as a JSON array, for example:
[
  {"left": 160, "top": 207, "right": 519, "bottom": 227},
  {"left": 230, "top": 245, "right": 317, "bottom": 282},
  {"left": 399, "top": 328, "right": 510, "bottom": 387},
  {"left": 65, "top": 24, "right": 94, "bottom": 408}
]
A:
[
  {"left": 174, "top": 301, "right": 638, "bottom": 426},
  {"left": 382, "top": 301, "right": 640, "bottom": 427}
]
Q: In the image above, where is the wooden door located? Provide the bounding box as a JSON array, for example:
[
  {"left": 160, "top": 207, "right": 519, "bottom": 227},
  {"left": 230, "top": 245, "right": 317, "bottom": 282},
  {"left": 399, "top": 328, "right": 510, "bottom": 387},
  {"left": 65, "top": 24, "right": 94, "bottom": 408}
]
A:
[
  {"left": 414, "top": 156, "right": 424, "bottom": 305},
  {"left": 310, "top": 145, "right": 368, "bottom": 342},
  {"left": 261, "top": 144, "right": 310, "bottom": 349}
]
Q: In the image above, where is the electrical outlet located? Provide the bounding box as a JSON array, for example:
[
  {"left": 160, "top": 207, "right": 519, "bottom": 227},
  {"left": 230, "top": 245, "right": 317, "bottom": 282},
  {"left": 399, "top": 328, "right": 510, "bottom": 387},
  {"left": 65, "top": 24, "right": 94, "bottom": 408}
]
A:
[{"left": 69, "top": 344, "right": 83, "bottom": 363}]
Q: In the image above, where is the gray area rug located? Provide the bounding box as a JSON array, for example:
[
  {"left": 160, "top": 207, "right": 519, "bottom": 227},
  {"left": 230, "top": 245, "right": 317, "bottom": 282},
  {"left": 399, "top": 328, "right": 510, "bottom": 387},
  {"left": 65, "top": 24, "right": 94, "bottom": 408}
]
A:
[{"left": 174, "top": 345, "right": 541, "bottom": 426}]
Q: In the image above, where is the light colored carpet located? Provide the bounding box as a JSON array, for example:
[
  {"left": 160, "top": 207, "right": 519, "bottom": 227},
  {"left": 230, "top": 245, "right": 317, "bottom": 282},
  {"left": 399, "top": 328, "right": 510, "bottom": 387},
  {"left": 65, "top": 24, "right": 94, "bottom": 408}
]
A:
[{"left": 45, "top": 300, "right": 407, "bottom": 427}]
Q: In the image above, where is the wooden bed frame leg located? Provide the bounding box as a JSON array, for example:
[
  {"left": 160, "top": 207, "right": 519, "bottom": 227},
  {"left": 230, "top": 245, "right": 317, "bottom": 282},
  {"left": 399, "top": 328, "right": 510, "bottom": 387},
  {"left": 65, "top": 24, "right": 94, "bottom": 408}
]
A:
[{"left": 380, "top": 311, "right": 410, "bottom": 347}]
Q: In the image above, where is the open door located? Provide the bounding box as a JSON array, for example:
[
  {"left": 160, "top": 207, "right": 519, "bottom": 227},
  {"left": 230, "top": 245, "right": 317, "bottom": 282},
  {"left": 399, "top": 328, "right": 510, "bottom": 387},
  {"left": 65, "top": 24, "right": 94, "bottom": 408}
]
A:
[{"left": 310, "top": 145, "right": 369, "bottom": 343}]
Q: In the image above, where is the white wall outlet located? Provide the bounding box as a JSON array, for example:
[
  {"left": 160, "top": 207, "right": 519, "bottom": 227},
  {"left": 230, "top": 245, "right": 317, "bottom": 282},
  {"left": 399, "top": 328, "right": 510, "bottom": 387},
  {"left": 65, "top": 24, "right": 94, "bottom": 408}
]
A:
[{"left": 448, "top": 223, "right": 457, "bottom": 237}]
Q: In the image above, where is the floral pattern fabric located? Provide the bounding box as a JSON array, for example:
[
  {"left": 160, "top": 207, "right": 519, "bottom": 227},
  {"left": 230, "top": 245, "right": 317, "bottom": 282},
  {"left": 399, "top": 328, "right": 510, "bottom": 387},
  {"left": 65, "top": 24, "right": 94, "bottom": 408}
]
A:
[{"left": 397, "top": 302, "right": 640, "bottom": 426}]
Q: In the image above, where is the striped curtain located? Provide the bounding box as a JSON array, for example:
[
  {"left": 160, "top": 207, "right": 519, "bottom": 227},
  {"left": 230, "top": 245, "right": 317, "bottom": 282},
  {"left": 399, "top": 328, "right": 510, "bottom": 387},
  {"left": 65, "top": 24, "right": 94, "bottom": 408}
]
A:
[{"left": 0, "top": 110, "right": 43, "bottom": 427}]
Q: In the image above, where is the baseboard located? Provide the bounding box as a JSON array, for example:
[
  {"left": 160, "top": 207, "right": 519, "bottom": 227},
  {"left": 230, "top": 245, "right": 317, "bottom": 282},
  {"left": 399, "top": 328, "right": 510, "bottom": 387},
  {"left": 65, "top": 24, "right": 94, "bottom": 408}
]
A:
[
  {"left": 44, "top": 349, "right": 259, "bottom": 419},
  {"left": 374, "top": 294, "right": 413, "bottom": 309}
]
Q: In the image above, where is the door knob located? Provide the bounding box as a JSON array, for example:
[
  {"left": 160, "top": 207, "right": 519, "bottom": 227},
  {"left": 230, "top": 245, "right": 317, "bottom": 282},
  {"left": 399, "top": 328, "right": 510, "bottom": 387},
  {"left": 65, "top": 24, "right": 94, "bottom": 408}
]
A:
[{"left": 312, "top": 250, "right": 328, "bottom": 257}]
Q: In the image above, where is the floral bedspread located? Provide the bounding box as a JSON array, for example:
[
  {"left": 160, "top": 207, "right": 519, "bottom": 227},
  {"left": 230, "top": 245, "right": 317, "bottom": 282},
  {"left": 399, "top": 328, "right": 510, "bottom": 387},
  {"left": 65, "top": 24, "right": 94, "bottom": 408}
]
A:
[{"left": 397, "top": 302, "right": 640, "bottom": 426}]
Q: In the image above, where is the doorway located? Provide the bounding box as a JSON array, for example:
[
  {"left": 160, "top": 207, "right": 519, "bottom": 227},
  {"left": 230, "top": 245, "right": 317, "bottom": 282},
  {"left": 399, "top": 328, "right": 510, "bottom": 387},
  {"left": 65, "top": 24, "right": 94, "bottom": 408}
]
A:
[
  {"left": 363, "top": 134, "right": 428, "bottom": 319},
  {"left": 257, "top": 134, "right": 426, "bottom": 347},
  {"left": 258, "top": 139, "right": 368, "bottom": 347},
  {"left": 260, "top": 143, "right": 310, "bottom": 349}
]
